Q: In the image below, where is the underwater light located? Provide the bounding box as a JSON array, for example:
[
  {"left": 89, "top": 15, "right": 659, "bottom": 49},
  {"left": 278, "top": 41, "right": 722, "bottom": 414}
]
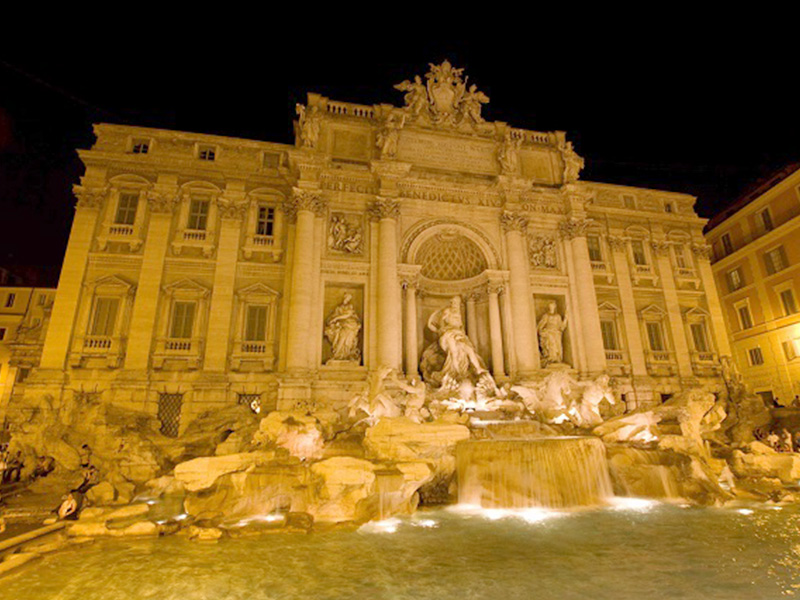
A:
[
  {"left": 412, "top": 519, "right": 438, "bottom": 528},
  {"left": 359, "top": 518, "right": 402, "bottom": 534},
  {"left": 737, "top": 508, "right": 754, "bottom": 516}
]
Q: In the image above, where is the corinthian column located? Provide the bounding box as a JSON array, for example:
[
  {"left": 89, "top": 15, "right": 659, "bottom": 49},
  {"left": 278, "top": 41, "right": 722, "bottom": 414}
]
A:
[
  {"left": 371, "top": 199, "right": 402, "bottom": 370},
  {"left": 40, "top": 186, "right": 105, "bottom": 370},
  {"left": 285, "top": 189, "right": 326, "bottom": 372},
  {"left": 402, "top": 278, "right": 419, "bottom": 377},
  {"left": 501, "top": 211, "right": 539, "bottom": 375},
  {"left": 560, "top": 217, "right": 606, "bottom": 375},
  {"left": 487, "top": 282, "right": 506, "bottom": 379}
]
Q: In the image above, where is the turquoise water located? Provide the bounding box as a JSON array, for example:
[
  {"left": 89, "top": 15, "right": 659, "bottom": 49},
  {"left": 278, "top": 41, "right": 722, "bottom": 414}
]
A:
[{"left": 5, "top": 502, "right": 800, "bottom": 599}]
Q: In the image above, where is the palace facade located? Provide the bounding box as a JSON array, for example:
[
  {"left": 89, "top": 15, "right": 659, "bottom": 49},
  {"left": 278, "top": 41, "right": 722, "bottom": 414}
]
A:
[{"left": 12, "top": 62, "right": 730, "bottom": 434}]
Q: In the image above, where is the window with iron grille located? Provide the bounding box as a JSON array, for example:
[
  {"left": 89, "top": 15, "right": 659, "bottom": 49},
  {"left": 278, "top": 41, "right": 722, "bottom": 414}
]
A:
[
  {"left": 237, "top": 393, "right": 262, "bottom": 414},
  {"left": 158, "top": 393, "right": 183, "bottom": 437}
]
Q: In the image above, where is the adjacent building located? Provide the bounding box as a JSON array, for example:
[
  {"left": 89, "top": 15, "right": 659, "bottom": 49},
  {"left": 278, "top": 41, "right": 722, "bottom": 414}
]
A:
[
  {"left": 706, "top": 164, "right": 800, "bottom": 406},
  {"left": 0, "top": 286, "right": 55, "bottom": 415},
  {"left": 11, "top": 62, "right": 730, "bottom": 435}
]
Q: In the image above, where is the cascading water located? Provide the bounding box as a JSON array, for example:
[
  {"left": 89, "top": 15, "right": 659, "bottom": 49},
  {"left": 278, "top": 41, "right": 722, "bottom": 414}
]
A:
[{"left": 456, "top": 437, "right": 614, "bottom": 509}]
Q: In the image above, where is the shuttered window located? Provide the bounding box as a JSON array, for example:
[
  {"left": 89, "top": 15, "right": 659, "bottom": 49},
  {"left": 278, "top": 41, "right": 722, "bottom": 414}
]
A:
[
  {"left": 631, "top": 241, "right": 648, "bottom": 266},
  {"left": 245, "top": 305, "right": 267, "bottom": 341},
  {"left": 600, "top": 320, "right": 618, "bottom": 350},
  {"left": 90, "top": 297, "right": 119, "bottom": 336},
  {"left": 764, "top": 246, "right": 788, "bottom": 275},
  {"left": 646, "top": 322, "right": 665, "bottom": 351},
  {"left": 170, "top": 302, "right": 196, "bottom": 339}
]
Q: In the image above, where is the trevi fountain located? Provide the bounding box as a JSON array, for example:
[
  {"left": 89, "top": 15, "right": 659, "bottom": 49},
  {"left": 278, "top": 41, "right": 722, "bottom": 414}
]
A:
[{"left": 1, "top": 62, "right": 798, "bottom": 598}]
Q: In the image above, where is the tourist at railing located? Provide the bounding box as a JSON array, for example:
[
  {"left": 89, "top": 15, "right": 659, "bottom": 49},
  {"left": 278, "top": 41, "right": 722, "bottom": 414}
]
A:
[{"left": 2, "top": 449, "right": 24, "bottom": 484}]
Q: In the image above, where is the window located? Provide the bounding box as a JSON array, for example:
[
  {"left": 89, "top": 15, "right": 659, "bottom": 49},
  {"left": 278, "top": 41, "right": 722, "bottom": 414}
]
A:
[
  {"left": 37, "top": 294, "right": 46, "bottom": 306},
  {"left": 262, "top": 152, "right": 280, "bottom": 168},
  {"left": 158, "top": 393, "right": 183, "bottom": 438},
  {"left": 690, "top": 322, "right": 709, "bottom": 353},
  {"left": 131, "top": 139, "right": 150, "bottom": 154},
  {"left": 198, "top": 145, "right": 216, "bottom": 161},
  {"left": 5, "top": 293, "right": 16, "bottom": 308},
  {"left": 748, "top": 347, "right": 764, "bottom": 366},
  {"left": 737, "top": 304, "right": 754, "bottom": 330},
  {"left": 188, "top": 198, "right": 210, "bottom": 230},
  {"left": 256, "top": 206, "right": 275, "bottom": 237},
  {"left": 622, "top": 195, "right": 636, "bottom": 209},
  {"left": 587, "top": 235, "right": 602, "bottom": 262},
  {"left": 245, "top": 305, "right": 268, "bottom": 341},
  {"left": 673, "top": 245, "right": 689, "bottom": 269},
  {"left": 726, "top": 268, "right": 744, "bottom": 292},
  {"left": 764, "top": 246, "right": 789, "bottom": 275},
  {"left": 90, "top": 297, "right": 119, "bottom": 336},
  {"left": 757, "top": 208, "right": 774, "bottom": 232},
  {"left": 721, "top": 233, "right": 733, "bottom": 256},
  {"left": 16, "top": 368, "right": 30, "bottom": 384},
  {"left": 600, "top": 320, "right": 618, "bottom": 350},
  {"left": 170, "top": 302, "right": 196, "bottom": 339},
  {"left": 664, "top": 202, "right": 674, "bottom": 213},
  {"left": 780, "top": 288, "right": 798, "bottom": 316},
  {"left": 0, "top": 327, "right": 6, "bottom": 341},
  {"left": 115, "top": 191, "right": 139, "bottom": 225},
  {"left": 631, "top": 240, "right": 648, "bottom": 266},
  {"left": 646, "top": 322, "right": 665, "bottom": 352},
  {"left": 783, "top": 341, "right": 798, "bottom": 361}
]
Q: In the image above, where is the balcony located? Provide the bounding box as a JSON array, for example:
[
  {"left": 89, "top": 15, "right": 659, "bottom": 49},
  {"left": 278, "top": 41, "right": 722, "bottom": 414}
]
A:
[
  {"left": 153, "top": 337, "right": 203, "bottom": 369},
  {"left": 591, "top": 261, "right": 614, "bottom": 283},
  {"left": 172, "top": 228, "right": 215, "bottom": 258},
  {"left": 243, "top": 234, "right": 282, "bottom": 261},
  {"left": 645, "top": 350, "right": 677, "bottom": 376},
  {"left": 632, "top": 263, "right": 659, "bottom": 286},
  {"left": 70, "top": 335, "right": 124, "bottom": 368},
  {"left": 230, "top": 340, "right": 275, "bottom": 372},
  {"left": 98, "top": 222, "right": 142, "bottom": 252},
  {"left": 604, "top": 348, "right": 630, "bottom": 376},
  {"left": 691, "top": 351, "right": 721, "bottom": 377}
]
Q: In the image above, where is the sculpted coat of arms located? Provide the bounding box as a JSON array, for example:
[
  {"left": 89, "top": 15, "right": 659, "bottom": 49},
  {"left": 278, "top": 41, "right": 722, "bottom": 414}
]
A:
[{"left": 394, "top": 60, "right": 489, "bottom": 127}]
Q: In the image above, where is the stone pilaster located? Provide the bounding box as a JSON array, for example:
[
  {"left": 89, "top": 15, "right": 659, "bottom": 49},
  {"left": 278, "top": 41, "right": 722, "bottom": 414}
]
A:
[
  {"left": 203, "top": 193, "right": 247, "bottom": 371},
  {"left": 500, "top": 211, "right": 539, "bottom": 375},
  {"left": 559, "top": 217, "right": 606, "bottom": 375},
  {"left": 607, "top": 235, "right": 648, "bottom": 378},
  {"left": 370, "top": 198, "right": 402, "bottom": 370},
  {"left": 652, "top": 239, "right": 693, "bottom": 379},
  {"left": 284, "top": 188, "right": 327, "bottom": 372},
  {"left": 40, "top": 186, "right": 104, "bottom": 370},
  {"left": 124, "top": 189, "right": 178, "bottom": 370}
]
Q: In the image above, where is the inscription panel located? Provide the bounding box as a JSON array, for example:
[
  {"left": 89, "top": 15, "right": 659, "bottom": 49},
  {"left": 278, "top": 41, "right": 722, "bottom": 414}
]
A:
[{"left": 397, "top": 131, "right": 498, "bottom": 175}]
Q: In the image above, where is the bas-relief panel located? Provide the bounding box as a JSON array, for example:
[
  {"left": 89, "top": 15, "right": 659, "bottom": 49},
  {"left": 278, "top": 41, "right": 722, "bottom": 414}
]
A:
[
  {"left": 519, "top": 149, "right": 557, "bottom": 184},
  {"left": 331, "top": 129, "right": 370, "bottom": 161},
  {"left": 396, "top": 130, "right": 498, "bottom": 175}
]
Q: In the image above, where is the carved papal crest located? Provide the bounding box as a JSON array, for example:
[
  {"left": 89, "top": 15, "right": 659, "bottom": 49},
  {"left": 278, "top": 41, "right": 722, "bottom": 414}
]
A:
[{"left": 394, "top": 60, "right": 489, "bottom": 128}]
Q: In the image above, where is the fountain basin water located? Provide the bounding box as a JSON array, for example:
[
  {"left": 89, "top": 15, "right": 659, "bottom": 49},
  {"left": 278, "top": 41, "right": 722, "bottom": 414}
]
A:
[{"left": 456, "top": 436, "right": 614, "bottom": 509}]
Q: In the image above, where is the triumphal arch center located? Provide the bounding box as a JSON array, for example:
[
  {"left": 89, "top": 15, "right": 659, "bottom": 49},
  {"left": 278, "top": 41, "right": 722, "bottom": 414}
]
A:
[{"left": 14, "top": 61, "right": 731, "bottom": 433}]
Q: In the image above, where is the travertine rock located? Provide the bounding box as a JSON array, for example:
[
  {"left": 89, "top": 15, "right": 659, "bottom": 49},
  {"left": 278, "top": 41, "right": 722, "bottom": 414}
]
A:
[
  {"left": 253, "top": 411, "right": 325, "bottom": 460},
  {"left": 173, "top": 451, "right": 277, "bottom": 492}
]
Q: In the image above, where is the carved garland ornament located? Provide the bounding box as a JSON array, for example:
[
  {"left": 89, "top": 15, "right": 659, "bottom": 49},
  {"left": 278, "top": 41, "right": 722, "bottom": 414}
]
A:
[
  {"left": 650, "top": 241, "right": 671, "bottom": 256},
  {"left": 691, "top": 243, "right": 713, "bottom": 259},
  {"left": 606, "top": 236, "right": 628, "bottom": 251},
  {"left": 216, "top": 197, "right": 248, "bottom": 220},
  {"left": 146, "top": 191, "right": 179, "bottom": 214}
]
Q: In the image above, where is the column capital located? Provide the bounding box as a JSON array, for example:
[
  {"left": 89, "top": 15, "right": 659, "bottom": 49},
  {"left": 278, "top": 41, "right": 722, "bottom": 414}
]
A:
[
  {"left": 650, "top": 240, "right": 671, "bottom": 256},
  {"left": 691, "top": 242, "right": 713, "bottom": 260},
  {"left": 146, "top": 190, "right": 179, "bottom": 214},
  {"left": 606, "top": 235, "right": 627, "bottom": 251},
  {"left": 558, "top": 217, "right": 593, "bottom": 240},
  {"left": 487, "top": 282, "right": 505, "bottom": 295},
  {"left": 369, "top": 197, "right": 401, "bottom": 221},
  {"left": 216, "top": 196, "right": 248, "bottom": 220},
  {"left": 500, "top": 211, "right": 528, "bottom": 233},
  {"left": 73, "top": 185, "right": 107, "bottom": 210},
  {"left": 284, "top": 188, "right": 327, "bottom": 222}
]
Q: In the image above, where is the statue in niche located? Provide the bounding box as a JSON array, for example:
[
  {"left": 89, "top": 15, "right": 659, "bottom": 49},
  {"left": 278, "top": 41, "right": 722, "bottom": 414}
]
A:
[
  {"left": 422, "top": 296, "right": 498, "bottom": 395},
  {"left": 498, "top": 131, "right": 521, "bottom": 175},
  {"left": 296, "top": 104, "right": 321, "bottom": 149},
  {"left": 324, "top": 293, "right": 361, "bottom": 363},
  {"left": 529, "top": 235, "right": 558, "bottom": 269},
  {"left": 538, "top": 301, "right": 568, "bottom": 367},
  {"left": 376, "top": 113, "right": 405, "bottom": 159},
  {"left": 328, "top": 214, "right": 363, "bottom": 254}
]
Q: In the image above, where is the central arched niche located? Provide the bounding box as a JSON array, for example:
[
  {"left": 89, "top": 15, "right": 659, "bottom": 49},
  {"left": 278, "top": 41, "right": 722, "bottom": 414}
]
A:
[
  {"left": 417, "top": 231, "right": 488, "bottom": 281},
  {"left": 403, "top": 221, "right": 500, "bottom": 376}
]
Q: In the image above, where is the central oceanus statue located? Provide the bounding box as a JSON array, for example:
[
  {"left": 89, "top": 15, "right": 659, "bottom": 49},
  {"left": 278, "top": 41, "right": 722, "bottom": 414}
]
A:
[{"left": 420, "top": 296, "right": 500, "bottom": 399}]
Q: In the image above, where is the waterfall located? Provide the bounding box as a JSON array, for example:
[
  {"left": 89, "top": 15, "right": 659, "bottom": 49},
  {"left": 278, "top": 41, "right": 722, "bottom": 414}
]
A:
[
  {"left": 606, "top": 447, "right": 683, "bottom": 500},
  {"left": 456, "top": 437, "right": 614, "bottom": 509}
]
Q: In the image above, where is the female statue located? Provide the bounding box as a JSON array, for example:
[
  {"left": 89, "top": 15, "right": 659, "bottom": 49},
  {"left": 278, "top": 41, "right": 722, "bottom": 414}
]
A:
[
  {"left": 324, "top": 293, "right": 361, "bottom": 362},
  {"left": 537, "top": 301, "right": 568, "bottom": 366}
]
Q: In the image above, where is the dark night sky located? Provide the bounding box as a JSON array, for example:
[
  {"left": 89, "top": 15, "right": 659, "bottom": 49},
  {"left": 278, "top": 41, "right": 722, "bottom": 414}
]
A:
[{"left": 1, "top": 15, "right": 797, "bottom": 285}]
